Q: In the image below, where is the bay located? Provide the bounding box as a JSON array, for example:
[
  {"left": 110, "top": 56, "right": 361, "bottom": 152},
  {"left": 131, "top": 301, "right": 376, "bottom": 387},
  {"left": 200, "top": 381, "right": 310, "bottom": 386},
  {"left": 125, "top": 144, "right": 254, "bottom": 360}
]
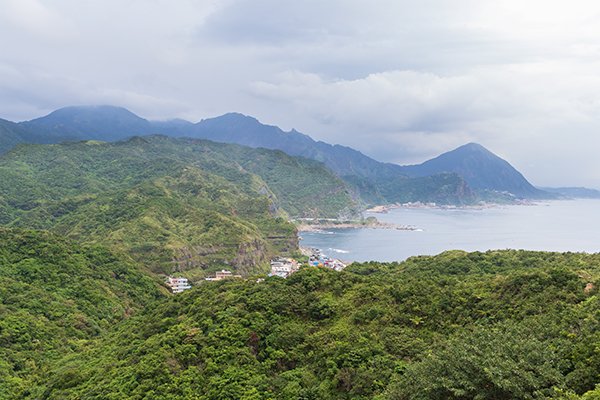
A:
[{"left": 299, "top": 199, "right": 600, "bottom": 262}]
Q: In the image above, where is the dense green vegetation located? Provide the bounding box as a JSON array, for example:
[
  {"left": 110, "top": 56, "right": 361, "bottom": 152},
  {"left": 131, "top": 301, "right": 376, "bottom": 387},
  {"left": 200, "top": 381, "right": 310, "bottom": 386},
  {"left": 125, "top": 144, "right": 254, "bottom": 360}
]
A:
[
  {"left": 0, "top": 136, "right": 358, "bottom": 276},
  {"left": 371, "top": 172, "right": 473, "bottom": 205},
  {"left": 19, "top": 250, "right": 599, "bottom": 399},
  {"left": 0, "top": 228, "right": 163, "bottom": 399}
]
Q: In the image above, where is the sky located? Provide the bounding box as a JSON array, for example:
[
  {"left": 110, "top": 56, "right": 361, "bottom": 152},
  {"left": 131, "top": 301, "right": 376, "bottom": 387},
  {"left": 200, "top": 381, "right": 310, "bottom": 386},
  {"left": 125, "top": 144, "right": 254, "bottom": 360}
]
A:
[{"left": 2, "top": 0, "right": 600, "bottom": 188}]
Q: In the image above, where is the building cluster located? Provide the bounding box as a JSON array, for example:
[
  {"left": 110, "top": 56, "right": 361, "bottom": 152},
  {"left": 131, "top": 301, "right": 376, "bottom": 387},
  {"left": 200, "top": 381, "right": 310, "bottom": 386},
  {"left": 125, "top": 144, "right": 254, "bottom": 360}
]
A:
[
  {"left": 308, "top": 249, "right": 346, "bottom": 271},
  {"left": 399, "top": 201, "right": 438, "bottom": 208},
  {"left": 269, "top": 250, "right": 347, "bottom": 279},
  {"left": 170, "top": 253, "right": 346, "bottom": 291},
  {"left": 166, "top": 277, "right": 192, "bottom": 294},
  {"left": 269, "top": 257, "right": 299, "bottom": 278},
  {"left": 205, "top": 269, "right": 242, "bottom": 281}
]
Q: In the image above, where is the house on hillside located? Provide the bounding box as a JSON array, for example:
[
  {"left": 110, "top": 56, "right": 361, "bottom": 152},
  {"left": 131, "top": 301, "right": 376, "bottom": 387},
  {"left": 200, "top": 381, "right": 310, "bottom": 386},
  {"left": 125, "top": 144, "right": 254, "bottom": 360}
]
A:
[
  {"left": 205, "top": 269, "right": 242, "bottom": 281},
  {"left": 166, "top": 277, "right": 192, "bottom": 294},
  {"left": 269, "top": 257, "right": 299, "bottom": 278}
]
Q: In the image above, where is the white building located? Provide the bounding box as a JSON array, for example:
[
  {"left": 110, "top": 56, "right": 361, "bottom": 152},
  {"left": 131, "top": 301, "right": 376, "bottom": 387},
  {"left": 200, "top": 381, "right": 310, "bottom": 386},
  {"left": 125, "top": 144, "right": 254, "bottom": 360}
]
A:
[
  {"left": 205, "top": 269, "right": 242, "bottom": 281},
  {"left": 269, "top": 258, "right": 299, "bottom": 278},
  {"left": 166, "top": 277, "right": 192, "bottom": 294}
]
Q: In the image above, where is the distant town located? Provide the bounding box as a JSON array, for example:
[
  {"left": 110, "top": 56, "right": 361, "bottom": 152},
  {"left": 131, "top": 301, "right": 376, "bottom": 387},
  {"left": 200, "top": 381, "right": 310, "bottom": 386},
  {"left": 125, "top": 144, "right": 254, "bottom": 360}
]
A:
[{"left": 165, "top": 248, "right": 347, "bottom": 294}]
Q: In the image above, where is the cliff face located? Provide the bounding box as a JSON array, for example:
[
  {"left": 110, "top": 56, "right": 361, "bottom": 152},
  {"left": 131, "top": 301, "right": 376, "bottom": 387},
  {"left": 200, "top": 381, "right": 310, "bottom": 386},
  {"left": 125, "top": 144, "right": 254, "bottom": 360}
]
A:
[
  {"left": 232, "top": 239, "right": 271, "bottom": 276},
  {"left": 172, "top": 232, "right": 298, "bottom": 277}
]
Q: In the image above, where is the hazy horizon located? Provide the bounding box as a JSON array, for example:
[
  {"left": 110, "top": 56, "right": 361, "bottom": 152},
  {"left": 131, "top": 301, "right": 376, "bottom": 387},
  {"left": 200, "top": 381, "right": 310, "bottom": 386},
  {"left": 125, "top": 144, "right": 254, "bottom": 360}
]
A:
[{"left": 2, "top": 0, "right": 600, "bottom": 188}]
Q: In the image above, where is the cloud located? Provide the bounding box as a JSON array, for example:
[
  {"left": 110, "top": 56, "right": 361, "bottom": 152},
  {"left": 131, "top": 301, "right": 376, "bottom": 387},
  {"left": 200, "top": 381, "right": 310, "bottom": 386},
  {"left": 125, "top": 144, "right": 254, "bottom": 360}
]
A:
[
  {"left": 1, "top": 0, "right": 73, "bottom": 39},
  {"left": 247, "top": 63, "right": 600, "bottom": 187},
  {"left": 1, "top": 0, "right": 600, "bottom": 187}
]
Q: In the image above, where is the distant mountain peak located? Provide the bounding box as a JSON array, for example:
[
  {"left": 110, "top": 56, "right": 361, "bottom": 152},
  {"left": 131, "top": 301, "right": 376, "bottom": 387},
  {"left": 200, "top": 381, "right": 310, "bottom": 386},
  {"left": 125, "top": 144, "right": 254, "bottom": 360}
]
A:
[
  {"left": 401, "top": 142, "right": 549, "bottom": 199},
  {"left": 200, "top": 114, "right": 313, "bottom": 143},
  {"left": 206, "top": 112, "right": 259, "bottom": 123},
  {"left": 460, "top": 142, "right": 485, "bottom": 149},
  {"left": 61, "top": 104, "right": 129, "bottom": 111},
  {"left": 20, "top": 104, "right": 151, "bottom": 142},
  {"left": 222, "top": 111, "right": 253, "bottom": 118},
  {"left": 46, "top": 104, "right": 138, "bottom": 116},
  {"left": 27, "top": 105, "right": 148, "bottom": 125},
  {"left": 452, "top": 142, "right": 492, "bottom": 154}
]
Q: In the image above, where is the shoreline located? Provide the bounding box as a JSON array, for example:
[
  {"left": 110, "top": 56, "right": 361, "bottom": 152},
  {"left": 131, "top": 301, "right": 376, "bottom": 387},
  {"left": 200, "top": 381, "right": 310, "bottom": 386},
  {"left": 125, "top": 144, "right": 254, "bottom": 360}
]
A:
[
  {"left": 296, "top": 221, "right": 417, "bottom": 232},
  {"left": 364, "top": 200, "right": 539, "bottom": 214}
]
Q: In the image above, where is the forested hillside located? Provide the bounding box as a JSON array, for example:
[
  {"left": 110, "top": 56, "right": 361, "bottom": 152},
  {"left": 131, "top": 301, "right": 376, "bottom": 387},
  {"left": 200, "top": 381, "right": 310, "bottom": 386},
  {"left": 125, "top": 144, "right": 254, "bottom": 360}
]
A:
[
  {"left": 0, "top": 136, "right": 357, "bottom": 277},
  {"left": 29, "top": 250, "right": 600, "bottom": 399},
  {"left": 0, "top": 228, "right": 163, "bottom": 399}
]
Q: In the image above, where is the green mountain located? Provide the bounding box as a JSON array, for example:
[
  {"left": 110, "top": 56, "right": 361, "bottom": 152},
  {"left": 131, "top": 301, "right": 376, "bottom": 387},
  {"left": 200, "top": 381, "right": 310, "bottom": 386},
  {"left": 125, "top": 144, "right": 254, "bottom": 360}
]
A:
[
  {"left": 189, "top": 113, "right": 473, "bottom": 205},
  {"left": 191, "top": 116, "right": 563, "bottom": 202},
  {"left": 192, "top": 112, "right": 400, "bottom": 179},
  {"left": 401, "top": 143, "right": 552, "bottom": 199},
  {"left": 0, "top": 136, "right": 357, "bottom": 276},
  {"left": 0, "top": 118, "right": 29, "bottom": 154},
  {"left": 6, "top": 106, "right": 569, "bottom": 203},
  {"left": 0, "top": 228, "right": 163, "bottom": 399},
  {"left": 8, "top": 106, "right": 474, "bottom": 205},
  {"left": 19, "top": 105, "right": 155, "bottom": 142},
  {"left": 16, "top": 107, "right": 413, "bottom": 180},
  {"left": 30, "top": 250, "right": 600, "bottom": 399}
]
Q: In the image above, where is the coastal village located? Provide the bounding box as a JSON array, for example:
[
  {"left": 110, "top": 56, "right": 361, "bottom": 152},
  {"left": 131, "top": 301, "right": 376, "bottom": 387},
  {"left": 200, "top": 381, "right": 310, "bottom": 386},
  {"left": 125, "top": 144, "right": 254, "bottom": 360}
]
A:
[
  {"left": 306, "top": 248, "right": 347, "bottom": 272},
  {"left": 268, "top": 249, "right": 347, "bottom": 279},
  {"left": 165, "top": 248, "right": 347, "bottom": 293}
]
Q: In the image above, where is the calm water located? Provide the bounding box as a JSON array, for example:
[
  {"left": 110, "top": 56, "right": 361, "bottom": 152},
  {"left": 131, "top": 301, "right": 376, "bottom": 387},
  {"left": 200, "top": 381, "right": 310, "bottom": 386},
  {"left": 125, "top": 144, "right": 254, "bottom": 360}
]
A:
[{"left": 300, "top": 199, "right": 600, "bottom": 262}]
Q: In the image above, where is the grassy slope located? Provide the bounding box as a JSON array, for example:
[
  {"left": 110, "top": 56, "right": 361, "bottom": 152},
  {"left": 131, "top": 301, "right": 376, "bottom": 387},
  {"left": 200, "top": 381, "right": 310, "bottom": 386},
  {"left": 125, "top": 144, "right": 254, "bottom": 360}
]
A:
[{"left": 38, "top": 250, "right": 600, "bottom": 399}]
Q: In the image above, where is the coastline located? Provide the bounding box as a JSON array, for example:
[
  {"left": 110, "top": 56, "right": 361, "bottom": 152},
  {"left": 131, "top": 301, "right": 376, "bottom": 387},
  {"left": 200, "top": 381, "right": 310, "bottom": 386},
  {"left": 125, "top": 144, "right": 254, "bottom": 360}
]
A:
[
  {"left": 296, "top": 221, "right": 417, "bottom": 232},
  {"left": 364, "top": 200, "right": 538, "bottom": 214},
  {"left": 296, "top": 200, "right": 541, "bottom": 233}
]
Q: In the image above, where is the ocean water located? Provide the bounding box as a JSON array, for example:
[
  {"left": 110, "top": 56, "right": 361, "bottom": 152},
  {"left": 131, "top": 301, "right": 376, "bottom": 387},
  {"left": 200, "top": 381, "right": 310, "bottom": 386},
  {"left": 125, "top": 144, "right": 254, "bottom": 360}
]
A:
[{"left": 299, "top": 199, "right": 600, "bottom": 262}]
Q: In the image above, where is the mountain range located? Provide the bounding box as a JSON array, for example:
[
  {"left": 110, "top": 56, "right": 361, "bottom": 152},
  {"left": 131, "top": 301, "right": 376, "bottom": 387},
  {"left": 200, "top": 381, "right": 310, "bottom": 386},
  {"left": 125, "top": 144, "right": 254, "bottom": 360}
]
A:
[{"left": 0, "top": 105, "right": 568, "bottom": 203}]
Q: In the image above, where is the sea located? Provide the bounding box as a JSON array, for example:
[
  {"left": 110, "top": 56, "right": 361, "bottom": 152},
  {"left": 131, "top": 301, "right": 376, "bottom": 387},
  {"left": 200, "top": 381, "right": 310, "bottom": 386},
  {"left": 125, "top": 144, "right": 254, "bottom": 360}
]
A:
[{"left": 299, "top": 199, "right": 600, "bottom": 262}]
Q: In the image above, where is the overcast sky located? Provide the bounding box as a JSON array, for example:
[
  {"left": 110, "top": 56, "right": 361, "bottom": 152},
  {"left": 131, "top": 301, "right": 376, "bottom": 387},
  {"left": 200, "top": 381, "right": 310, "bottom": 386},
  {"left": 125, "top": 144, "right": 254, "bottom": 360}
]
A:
[{"left": 2, "top": 0, "right": 600, "bottom": 188}]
